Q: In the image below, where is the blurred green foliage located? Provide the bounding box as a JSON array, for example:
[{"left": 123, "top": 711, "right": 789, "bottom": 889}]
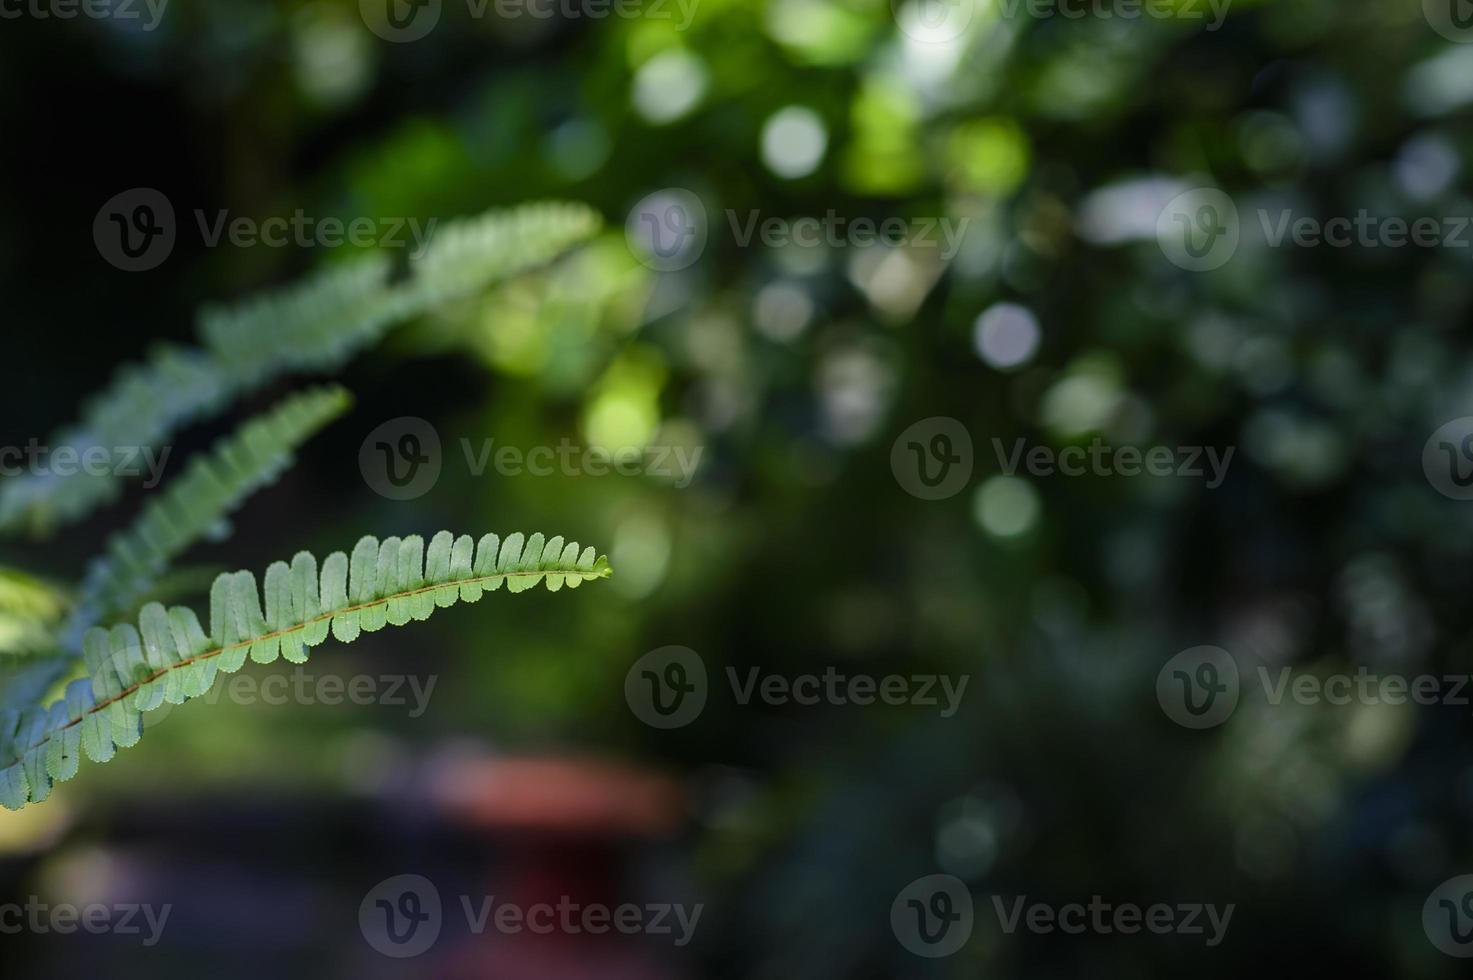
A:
[{"left": 4, "top": 0, "right": 1473, "bottom": 976}]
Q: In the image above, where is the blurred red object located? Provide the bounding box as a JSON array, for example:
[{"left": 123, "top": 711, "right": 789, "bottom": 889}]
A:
[
  {"left": 426, "top": 754, "right": 695, "bottom": 980},
  {"left": 429, "top": 755, "right": 686, "bottom": 838}
]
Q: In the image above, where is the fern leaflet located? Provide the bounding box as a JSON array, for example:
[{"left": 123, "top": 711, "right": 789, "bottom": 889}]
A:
[
  {"left": 72, "top": 386, "right": 352, "bottom": 633},
  {"left": 0, "top": 201, "right": 602, "bottom": 536},
  {"left": 0, "top": 530, "right": 610, "bottom": 810}
]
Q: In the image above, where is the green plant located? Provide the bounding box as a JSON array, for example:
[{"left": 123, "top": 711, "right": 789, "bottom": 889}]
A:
[
  {"left": 0, "top": 201, "right": 611, "bottom": 810},
  {"left": 0, "top": 200, "right": 601, "bottom": 536}
]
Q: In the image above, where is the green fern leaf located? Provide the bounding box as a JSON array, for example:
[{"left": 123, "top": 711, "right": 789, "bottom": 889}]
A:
[
  {"left": 0, "top": 202, "right": 601, "bottom": 537},
  {"left": 0, "top": 530, "right": 610, "bottom": 810},
  {"left": 404, "top": 201, "right": 604, "bottom": 305},
  {"left": 71, "top": 385, "right": 352, "bottom": 632},
  {"left": 0, "top": 345, "right": 229, "bottom": 537},
  {"left": 195, "top": 258, "right": 403, "bottom": 386}
]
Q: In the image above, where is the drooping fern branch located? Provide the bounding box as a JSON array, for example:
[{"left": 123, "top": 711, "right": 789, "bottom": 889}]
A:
[
  {"left": 71, "top": 385, "right": 352, "bottom": 634},
  {"left": 0, "top": 345, "right": 230, "bottom": 535},
  {"left": 0, "top": 531, "right": 611, "bottom": 810},
  {"left": 0, "top": 201, "right": 602, "bottom": 536},
  {"left": 0, "top": 386, "right": 354, "bottom": 719}
]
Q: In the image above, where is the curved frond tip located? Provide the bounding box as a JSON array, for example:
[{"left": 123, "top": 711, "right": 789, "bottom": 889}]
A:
[{"left": 0, "top": 530, "right": 610, "bottom": 810}]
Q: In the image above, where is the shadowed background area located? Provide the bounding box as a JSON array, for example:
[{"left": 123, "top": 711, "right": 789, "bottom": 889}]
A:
[{"left": 4, "top": 0, "right": 1473, "bottom": 976}]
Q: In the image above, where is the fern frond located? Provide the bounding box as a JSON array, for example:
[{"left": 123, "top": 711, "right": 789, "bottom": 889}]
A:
[
  {"left": 0, "top": 530, "right": 610, "bottom": 809},
  {"left": 197, "top": 202, "right": 603, "bottom": 373},
  {"left": 405, "top": 201, "right": 604, "bottom": 305},
  {"left": 196, "top": 258, "right": 402, "bottom": 385},
  {"left": 0, "top": 201, "right": 601, "bottom": 537},
  {"left": 0, "top": 345, "right": 229, "bottom": 536},
  {"left": 71, "top": 386, "right": 353, "bottom": 634}
]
